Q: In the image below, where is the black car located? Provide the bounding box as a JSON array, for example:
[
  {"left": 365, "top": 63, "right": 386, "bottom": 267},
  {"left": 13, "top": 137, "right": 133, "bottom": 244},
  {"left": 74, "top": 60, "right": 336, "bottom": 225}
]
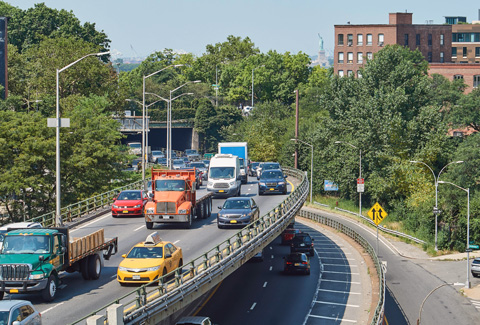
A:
[
  {"left": 217, "top": 197, "right": 260, "bottom": 229},
  {"left": 290, "top": 233, "right": 315, "bottom": 256},
  {"left": 258, "top": 169, "right": 288, "bottom": 195},
  {"left": 284, "top": 253, "right": 310, "bottom": 275},
  {"left": 249, "top": 162, "right": 260, "bottom": 176}
]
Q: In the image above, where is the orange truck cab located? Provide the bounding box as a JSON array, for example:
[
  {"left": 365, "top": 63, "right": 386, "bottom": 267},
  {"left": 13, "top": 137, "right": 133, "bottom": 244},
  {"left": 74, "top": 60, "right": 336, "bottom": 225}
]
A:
[{"left": 144, "top": 169, "right": 213, "bottom": 229}]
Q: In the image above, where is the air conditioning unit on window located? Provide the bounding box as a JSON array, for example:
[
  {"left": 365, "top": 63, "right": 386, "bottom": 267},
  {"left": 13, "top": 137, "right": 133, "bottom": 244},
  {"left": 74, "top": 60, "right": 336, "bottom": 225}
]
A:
[
  {"left": 378, "top": 42, "right": 384, "bottom": 46},
  {"left": 347, "top": 41, "right": 352, "bottom": 46}
]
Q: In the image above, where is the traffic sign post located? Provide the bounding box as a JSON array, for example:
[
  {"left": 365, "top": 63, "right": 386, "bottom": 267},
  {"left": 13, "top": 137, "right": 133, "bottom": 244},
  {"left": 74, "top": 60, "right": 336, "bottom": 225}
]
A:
[{"left": 367, "top": 202, "right": 388, "bottom": 255}]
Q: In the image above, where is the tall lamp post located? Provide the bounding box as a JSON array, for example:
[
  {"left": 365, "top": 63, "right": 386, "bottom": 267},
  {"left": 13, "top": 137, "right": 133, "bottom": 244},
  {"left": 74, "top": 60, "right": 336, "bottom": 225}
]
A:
[
  {"left": 142, "top": 64, "right": 183, "bottom": 189},
  {"left": 410, "top": 160, "right": 464, "bottom": 251},
  {"left": 251, "top": 65, "right": 264, "bottom": 107},
  {"left": 438, "top": 180, "right": 471, "bottom": 289},
  {"left": 53, "top": 50, "right": 109, "bottom": 226},
  {"left": 291, "top": 139, "right": 313, "bottom": 203},
  {"left": 335, "top": 141, "right": 362, "bottom": 217},
  {"left": 167, "top": 80, "right": 200, "bottom": 169}
]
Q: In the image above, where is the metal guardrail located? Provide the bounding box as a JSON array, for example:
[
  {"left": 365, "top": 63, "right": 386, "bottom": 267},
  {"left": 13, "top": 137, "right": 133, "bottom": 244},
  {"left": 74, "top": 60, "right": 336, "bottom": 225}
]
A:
[
  {"left": 299, "top": 208, "right": 386, "bottom": 325},
  {"left": 330, "top": 206, "right": 427, "bottom": 245},
  {"left": 16, "top": 179, "right": 147, "bottom": 228},
  {"left": 73, "top": 167, "right": 309, "bottom": 324}
]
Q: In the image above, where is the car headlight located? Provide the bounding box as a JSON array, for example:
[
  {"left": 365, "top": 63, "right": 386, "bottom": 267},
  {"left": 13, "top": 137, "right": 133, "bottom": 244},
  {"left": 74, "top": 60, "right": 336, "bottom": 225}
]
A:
[
  {"left": 29, "top": 273, "right": 44, "bottom": 280},
  {"left": 178, "top": 209, "right": 187, "bottom": 214},
  {"left": 133, "top": 204, "right": 141, "bottom": 208},
  {"left": 229, "top": 181, "right": 235, "bottom": 186},
  {"left": 259, "top": 182, "right": 266, "bottom": 186},
  {"left": 207, "top": 181, "right": 213, "bottom": 186},
  {"left": 118, "top": 266, "right": 128, "bottom": 271},
  {"left": 278, "top": 182, "right": 285, "bottom": 185},
  {"left": 112, "top": 204, "right": 119, "bottom": 209},
  {"left": 242, "top": 212, "right": 253, "bottom": 217},
  {"left": 147, "top": 266, "right": 160, "bottom": 272},
  {"left": 240, "top": 170, "right": 246, "bottom": 175},
  {"left": 146, "top": 208, "right": 155, "bottom": 214}
]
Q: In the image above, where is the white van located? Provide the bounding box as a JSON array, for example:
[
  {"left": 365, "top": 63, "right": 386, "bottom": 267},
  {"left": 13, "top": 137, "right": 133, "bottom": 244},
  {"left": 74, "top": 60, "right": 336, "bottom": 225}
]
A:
[{"left": 207, "top": 154, "right": 241, "bottom": 197}]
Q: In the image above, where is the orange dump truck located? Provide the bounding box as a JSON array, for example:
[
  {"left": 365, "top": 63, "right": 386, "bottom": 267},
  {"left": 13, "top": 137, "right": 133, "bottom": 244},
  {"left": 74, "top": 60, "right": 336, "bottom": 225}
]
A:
[{"left": 144, "top": 169, "right": 213, "bottom": 229}]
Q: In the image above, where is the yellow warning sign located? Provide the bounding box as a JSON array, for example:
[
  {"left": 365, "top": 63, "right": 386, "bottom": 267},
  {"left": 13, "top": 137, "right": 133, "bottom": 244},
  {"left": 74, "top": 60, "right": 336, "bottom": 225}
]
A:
[{"left": 367, "top": 202, "right": 388, "bottom": 226}]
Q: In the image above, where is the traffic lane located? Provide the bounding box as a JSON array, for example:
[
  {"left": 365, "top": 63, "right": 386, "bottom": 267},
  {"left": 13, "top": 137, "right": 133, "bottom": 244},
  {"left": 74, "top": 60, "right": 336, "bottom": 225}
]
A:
[
  {"left": 384, "top": 286, "right": 408, "bottom": 325},
  {"left": 301, "top": 208, "right": 479, "bottom": 325},
  {"left": 199, "top": 235, "right": 320, "bottom": 325},
  {"left": 36, "top": 182, "right": 289, "bottom": 323}
]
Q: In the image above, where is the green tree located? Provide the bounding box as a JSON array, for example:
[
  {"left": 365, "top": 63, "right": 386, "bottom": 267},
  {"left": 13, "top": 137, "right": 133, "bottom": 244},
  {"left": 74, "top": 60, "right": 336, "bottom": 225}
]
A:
[{"left": 448, "top": 88, "right": 480, "bottom": 132}]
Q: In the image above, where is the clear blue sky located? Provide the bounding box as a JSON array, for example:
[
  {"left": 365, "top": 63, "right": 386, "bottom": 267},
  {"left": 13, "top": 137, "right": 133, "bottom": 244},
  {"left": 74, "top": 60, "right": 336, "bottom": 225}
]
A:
[{"left": 14, "top": 0, "right": 480, "bottom": 59}]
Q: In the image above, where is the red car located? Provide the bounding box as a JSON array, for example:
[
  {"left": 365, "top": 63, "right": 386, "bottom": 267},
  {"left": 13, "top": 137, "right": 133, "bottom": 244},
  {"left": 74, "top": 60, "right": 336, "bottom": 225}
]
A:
[
  {"left": 112, "top": 190, "right": 148, "bottom": 218},
  {"left": 281, "top": 228, "right": 302, "bottom": 245}
]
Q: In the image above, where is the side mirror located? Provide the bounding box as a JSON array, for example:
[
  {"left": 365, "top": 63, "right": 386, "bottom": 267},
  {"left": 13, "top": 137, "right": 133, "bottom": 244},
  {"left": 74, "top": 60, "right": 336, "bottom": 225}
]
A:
[
  {"left": 165, "top": 254, "right": 172, "bottom": 259},
  {"left": 218, "top": 206, "right": 223, "bottom": 210},
  {"left": 113, "top": 197, "right": 117, "bottom": 201},
  {"left": 12, "top": 321, "right": 21, "bottom": 325},
  {"left": 122, "top": 254, "right": 126, "bottom": 258},
  {"left": 191, "top": 183, "right": 196, "bottom": 193},
  {"left": 38, "top": 255, "right": 45, "bottom": 262},
  {"left": 284, "top": 175, "right": 288, "bottom": 179},
  {"left": 312, "top": 238, "right": 315, "bottom": 241}
]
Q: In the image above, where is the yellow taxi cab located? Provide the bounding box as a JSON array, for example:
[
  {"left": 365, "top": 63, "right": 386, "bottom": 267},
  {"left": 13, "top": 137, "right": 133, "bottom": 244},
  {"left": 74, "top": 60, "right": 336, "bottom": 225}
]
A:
[{"left": 117, "top": 232, "right": 183, "bottom": 285}]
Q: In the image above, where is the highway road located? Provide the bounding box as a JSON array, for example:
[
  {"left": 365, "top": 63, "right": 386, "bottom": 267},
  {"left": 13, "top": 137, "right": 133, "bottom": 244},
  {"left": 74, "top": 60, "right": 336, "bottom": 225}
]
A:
[
  {"left": 3, "top": 176, "right": 292, "bottom": 324},
  {"left": 198, "top": 219, "right": 372, "bottom": 325}
]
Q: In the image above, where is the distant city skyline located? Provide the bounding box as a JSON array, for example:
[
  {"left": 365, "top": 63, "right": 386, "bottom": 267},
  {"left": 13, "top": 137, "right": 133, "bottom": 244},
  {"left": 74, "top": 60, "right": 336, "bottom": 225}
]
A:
[{"left": 14, "top": 0, "right": 480, "bottom": 60}]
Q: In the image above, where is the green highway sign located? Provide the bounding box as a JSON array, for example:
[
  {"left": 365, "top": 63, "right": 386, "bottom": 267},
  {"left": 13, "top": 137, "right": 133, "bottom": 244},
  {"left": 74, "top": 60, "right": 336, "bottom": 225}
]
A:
[{"left": 468, "top": 244, "right": 479, "bottom": 250}]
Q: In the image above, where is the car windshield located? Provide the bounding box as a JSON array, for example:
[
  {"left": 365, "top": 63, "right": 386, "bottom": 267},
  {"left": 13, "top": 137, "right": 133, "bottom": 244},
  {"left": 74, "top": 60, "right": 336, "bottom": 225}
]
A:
[
  {"left": 473, "top": 260, "right": 480, "bottom": 265},
  {"left": 209, "top": 167, "right": 234, "bottom": 179},
  {"left": 185, "top": 149, "right": 197, "bottom": 155},
  {"left": 293, "top": 235, "right": 311, "bottom": 244},
  {"left": 155, "top": 180, "right": 186, "bottom": 191},
  {"left": 223, "top": 200, "right": 251, "bottom": 209},
  {"left": 117, "top": 191, "right": 141, "bottom": 200},
  {"left": 126, "top": 246, "right": 163, "bottom": 258},
  {"left": 128, "top": 143, "right": 141, "bottom": 148},
  {"left": 173, "top": 159, "right": 184, "bottom": 166},
  {"left": 286, "top": 254, "right": 306, "bottom": 262},
  {"left": 263, "top": 163, "right": 280, "bottom": 170},
  {"left": 239, "top": 158, "right": 245, "bottom": 168},
  {"left": 152, "top": 151, "right": 163, "bottom": 155},
  {"left": 261, "top": 171, "right": 284, "bottom": 179},
  {"left": 0, "top": 311, "right": 8, "bottom": 324},
  {"left": 251, "top": 162, "right": 259, "bottom": 168},
  {"left": 2, "top": 235, "right": 50, "bottom": 254}
]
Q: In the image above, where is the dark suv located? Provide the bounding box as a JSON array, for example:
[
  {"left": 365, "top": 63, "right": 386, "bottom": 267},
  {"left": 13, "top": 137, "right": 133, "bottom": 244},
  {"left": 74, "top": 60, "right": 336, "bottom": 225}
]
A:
[{"left": 290, "top": 233, "right": 315, "bottom": 256}]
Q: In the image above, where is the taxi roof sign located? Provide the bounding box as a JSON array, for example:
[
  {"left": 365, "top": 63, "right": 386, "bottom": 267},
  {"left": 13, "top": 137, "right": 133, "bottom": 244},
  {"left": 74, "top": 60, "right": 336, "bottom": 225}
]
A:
[
  {"left": 367, "top": 202, "right": 388, "bottom": 226},
  {"left": 144, "top": 232, "right": 162, "bottom": 246}
]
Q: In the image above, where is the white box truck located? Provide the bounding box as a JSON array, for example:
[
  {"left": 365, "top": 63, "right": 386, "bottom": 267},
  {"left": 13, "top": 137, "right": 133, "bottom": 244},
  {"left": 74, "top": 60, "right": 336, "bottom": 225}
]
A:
[
  {"left": 218, "top": 142, "right": 248, "bottom": 184},
  {"left": 207, "top": 154, "right": 242, "bottom": 197}
]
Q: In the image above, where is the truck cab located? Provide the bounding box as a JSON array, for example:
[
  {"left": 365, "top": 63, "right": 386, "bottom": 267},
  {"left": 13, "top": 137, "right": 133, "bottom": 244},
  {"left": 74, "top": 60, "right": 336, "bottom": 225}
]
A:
[{"left": 207, "top": 154, "right": 241, "bottom": 198}]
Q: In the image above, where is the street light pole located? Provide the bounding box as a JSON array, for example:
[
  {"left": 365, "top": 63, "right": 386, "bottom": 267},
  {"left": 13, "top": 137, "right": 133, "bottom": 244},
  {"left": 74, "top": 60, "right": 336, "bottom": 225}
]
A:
[
  {"left": 54, "top": 51, "right": 109, "bottom": 226},
  {"left": 335, "top": 141, "right": 362, "bottom": 216},
  {"left": 291, "top": 139, "right": 313, "bottom": 203},
  {"left": 410, "top": 160, "right": 464, "bottom": 251},
  {"left": 438, "top": 180, "right": 470, "bottom": 289}
]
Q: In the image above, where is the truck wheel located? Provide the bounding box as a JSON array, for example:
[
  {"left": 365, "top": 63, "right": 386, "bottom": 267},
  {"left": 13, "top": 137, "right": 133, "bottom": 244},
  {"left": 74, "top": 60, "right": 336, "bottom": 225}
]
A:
[
  {"left": 146, "top": 222, "right": 153, "bottom": 229},
  {"left": 200, "top": 202, "right": 206, "bottom": 219},
  {"left": 208, "top": 198, "right": 212, "bottom": 217},
  {"left": 41, "top": 275, "right": 57, "bottom": 302},
  {"left": 184, "top": 212, "right": 193, "bottom": 229},
  {"left": 88, "top": 254, "right": 102, "bottom": 280},
  {"left": 80, "top": 258, "right": 90, "bottom": 280}
]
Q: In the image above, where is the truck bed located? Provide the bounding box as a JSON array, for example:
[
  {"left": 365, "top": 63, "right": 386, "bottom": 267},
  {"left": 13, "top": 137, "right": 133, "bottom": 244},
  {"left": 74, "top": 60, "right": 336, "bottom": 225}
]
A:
[{"left": 68, "top": 229, "right": 118, "bottom": 264}]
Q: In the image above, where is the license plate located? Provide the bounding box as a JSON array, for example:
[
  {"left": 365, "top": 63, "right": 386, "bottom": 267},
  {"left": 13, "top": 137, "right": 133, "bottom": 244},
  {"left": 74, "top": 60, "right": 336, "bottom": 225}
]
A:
[
  {"left": 162, "top": 216, "right": 170, "bottom": 219},
  {"left": 123, "top": 210, "right": 129, "bottom": 213},
  {"left": 230, "top": 220, "right": 237, "bottom": 224},
  {"left": 295, "top": 263, "right": 300, "bottom": 266},
  {"left": 219, "top": 190, "right": 224, "bottom": 193},
  {"left": 269, "top": 188, "right": 275, "bottom": 191},
  {"left": 9, "top": 289, "right": 18, "bottom": 293},
  {"left": 132, "top": 275, "right": 141, "bottom": 280},
  {"left": 300, "top": 243, "right": 305, "bottom": 247}
]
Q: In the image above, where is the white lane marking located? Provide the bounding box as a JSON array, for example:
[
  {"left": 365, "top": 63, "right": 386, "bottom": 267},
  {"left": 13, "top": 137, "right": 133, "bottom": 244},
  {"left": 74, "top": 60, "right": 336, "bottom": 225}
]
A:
[
  {"left": 41, "top": 302, "right": 65, "bottom": 314},
  {"left": 315, "top": 300, "right": 360, "bottom": 308},
  {"left": 271, "top": 255, "right": 274, "bottom": 259},
  {"left": 322, "top": 270, "right": 360, "bottom": 275},
  {"left": 320, "top": 279, "right": 361, "bottom": 284},
  {"left": 269, "top": 246, "right": 273, "bottom": 250},
  {"left": 250, "top": 302, "right": 257, "bottom": 310},
  {"left": 322, "top": 263, "right": 358, "bottom": 267},
  {"left": 70, "top": 214, "right": 111, "bottom": 233},
  {"left": 111, "top": 274, "right": 117, "bottom": 278},
  {"left": 269, "top": 266, "right": 273, "bottom": 271},
  {"left": 173, "top": 240, "right": 180, "bottom": 244},
  {"left": 263, "top": 282, "right": 268, "bottom": 288},
  {"left": 134, "top": 225, "right": 144, "bottom": 231},
  {"left": 308, "top": 314, "right": 357, "bottom": 323},
  {"left": 58, "top": 284, "right": 67, "bottom": 289},
  {"left": 318, "top": 288, "right": 361, "bottom": 295}
]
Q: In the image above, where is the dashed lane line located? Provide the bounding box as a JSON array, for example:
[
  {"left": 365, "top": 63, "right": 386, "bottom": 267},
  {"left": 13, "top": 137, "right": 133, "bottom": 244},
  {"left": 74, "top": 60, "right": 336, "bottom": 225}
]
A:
[
  {"left": 250, "top": 302, "right": 257, "bottom": 311},
  {"left": 320, "top": 279, "right": 361, "bottom": 284},
  {"left": 41, "top": 302, "right": 65, "bottom": 314},
  {"left": 314, "top": 300, "right": 360, "bottom": 308},
  {"left": 134, "top": 225, "right": 143, "bottom": 231},
  {"left": 263, "top": 282, "right": 268, "bottom": 288},
  {"left": 70, "top": 214, "right": 112, "bottom": 233},
  {"left": 308, "top": 314, "right": 357, "bottom": 323},
  {"left": 318, "top": 288, "right": 361, "bottom": 295}
]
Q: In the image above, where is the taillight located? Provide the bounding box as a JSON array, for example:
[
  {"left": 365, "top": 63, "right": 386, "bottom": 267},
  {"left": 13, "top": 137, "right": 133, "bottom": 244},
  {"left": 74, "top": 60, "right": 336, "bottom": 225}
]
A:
[
  {"left": 302, "top": 262, "right": 308, "bottom": 265},
  {"left": 286, "top": 262, "right": 293, "bottom": 265}
]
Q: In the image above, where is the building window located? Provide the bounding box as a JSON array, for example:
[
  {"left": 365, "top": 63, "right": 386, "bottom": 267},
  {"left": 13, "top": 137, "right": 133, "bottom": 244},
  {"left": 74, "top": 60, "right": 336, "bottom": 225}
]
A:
[
  {"left": 416, "top": 34, "right": 420, "bottom": 46},
  {"left": 338, "top": 34, "right": 344, "bottom": 46},
  {"left": 427, "top": 52, "right": 432, "bottom": 62},
  {"left": 454, "top": 74, "right": 464, "bottom": 80},
  {"left": 367, "top": 34, "right": 372, "bottom": 45},
  {"left": 476, "top": 47, "right": 480, "bottom": 57},
  {"left": 404, "top": 34, "right": 409, "bottom": 46},
  {"left": 463, "top": 47, "right": 467, "bottom": 58},
  {"left": 347, "top": 34, "right": 353, "bottom": 46},
  {"left": 338, "top": 52, "right": 344, "bottom": 63},
  {"left": 440, "top": 34, "right": 444, "bottom": 46},
  {"left": 367, "top": 52, "right": 373, "bottom": 60},
  {"left": 357, "top": 34, "right": 363, "bottom": 46},
  {"left": 452, "top": 47, "right": 457, "bottom": 57},
  {"left": 347, "top": 52, "right": 353, "bottom": 63},
  {"left": 440, "top": 52, "right": 444, "bottom": 63},
  {"left": 428, "top": 34, "right": 432, "bottom": 46},
  {"left": 357, "top": 70, "right": 363, "bottom": 78},
  {"left": 347, "top": 70, "right": 353, "bottom": 77},
  {"left": 357, "top": 52, "right": 363, "bottom": 64},
  {"left": 474, "top": 75, "right": 480, "bottom": 88},
  {"left": 338, "top": 70, "right": 344, "bottom": 77},
  {"left": 378, "top": 34, "right": 384, "bottom": 46}
]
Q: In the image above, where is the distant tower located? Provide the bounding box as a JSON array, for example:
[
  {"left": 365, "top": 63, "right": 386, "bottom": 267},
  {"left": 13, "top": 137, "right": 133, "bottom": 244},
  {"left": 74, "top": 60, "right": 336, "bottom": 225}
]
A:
[
  {"left": 0, "top": 17, "right": 7, "bottom": 98},
  {"left": 314, "top": 33, "right": 328, "bottom": 67}
]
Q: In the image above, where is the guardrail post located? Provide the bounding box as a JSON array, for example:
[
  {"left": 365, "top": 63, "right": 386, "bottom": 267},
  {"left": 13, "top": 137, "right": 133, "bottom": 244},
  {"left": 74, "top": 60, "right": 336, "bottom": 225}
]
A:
[
  {"left": 107, "top": 304, "right": 124, "bottom": 325},
  {"left": 86, "top": 315, "right": 105, "bottom": 325}
]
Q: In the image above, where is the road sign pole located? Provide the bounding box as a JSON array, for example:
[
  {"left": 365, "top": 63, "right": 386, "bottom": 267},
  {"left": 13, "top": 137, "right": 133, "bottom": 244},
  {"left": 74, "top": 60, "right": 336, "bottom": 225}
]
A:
[{"left": 376, "top": 225, "right": 379, "bottom": 256}]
